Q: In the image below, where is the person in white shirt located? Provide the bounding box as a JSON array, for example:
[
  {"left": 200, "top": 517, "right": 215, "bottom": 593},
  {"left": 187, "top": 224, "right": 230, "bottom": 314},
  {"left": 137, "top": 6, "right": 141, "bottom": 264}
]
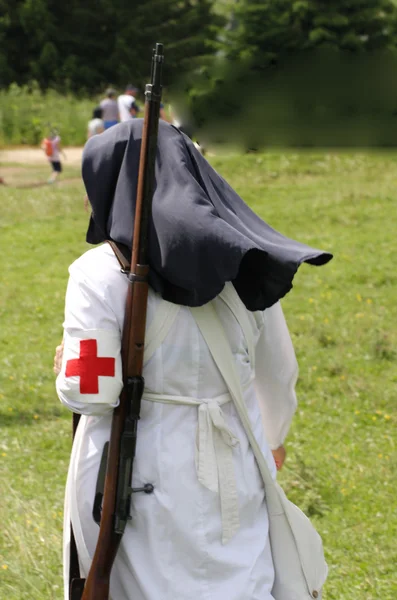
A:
[
  {"left": 55, "top": 120, "right": 332, "bottom": 600},
  {"left": 87, "top": 106, "right": 105, "bottom": 139},
  {"left": 117, "top": 84, "right": 138, "bottom": 122}
]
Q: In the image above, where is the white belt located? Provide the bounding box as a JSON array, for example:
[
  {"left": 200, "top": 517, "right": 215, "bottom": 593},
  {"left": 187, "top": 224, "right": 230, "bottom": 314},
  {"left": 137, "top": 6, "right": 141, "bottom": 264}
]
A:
[{"left": 143, "top": 391, "right": 240, "bottom": 544}]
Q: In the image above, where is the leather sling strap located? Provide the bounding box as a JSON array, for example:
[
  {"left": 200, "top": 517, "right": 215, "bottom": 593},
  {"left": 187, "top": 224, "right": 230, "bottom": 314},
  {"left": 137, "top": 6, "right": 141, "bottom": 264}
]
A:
[
  {"left": 106, "top": 240, "right": 131, "bottom": 272},
  {"left": 69, "top": 416, "right": 81, "bottom": 591}
]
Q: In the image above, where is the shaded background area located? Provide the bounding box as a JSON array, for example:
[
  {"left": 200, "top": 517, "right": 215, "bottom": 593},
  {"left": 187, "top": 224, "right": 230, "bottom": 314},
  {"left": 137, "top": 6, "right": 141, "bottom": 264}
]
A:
[
  {"left": 180, "top": 50, "right": 397, "bottom": 148},
  {"left": 4, "top": 1, "right": 397, "bottom": 146}
]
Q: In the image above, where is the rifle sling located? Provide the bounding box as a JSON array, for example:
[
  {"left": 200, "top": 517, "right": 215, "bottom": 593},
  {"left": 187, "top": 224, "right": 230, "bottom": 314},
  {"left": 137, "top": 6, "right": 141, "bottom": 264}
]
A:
[
  {"left": 69, "top": 415, "right": 82, "bottom": 589},
  {"left": 70, "top": 577, "right": 86, "bottom": 600},
  {"left": 106, "top": 240, "right": 131, "bottom": 273}
]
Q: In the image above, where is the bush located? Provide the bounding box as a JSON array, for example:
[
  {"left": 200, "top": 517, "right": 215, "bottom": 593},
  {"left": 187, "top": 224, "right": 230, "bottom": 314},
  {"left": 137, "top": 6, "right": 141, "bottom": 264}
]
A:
[{"left": 0, "top": 82, "right": 94, "bottom": 146}]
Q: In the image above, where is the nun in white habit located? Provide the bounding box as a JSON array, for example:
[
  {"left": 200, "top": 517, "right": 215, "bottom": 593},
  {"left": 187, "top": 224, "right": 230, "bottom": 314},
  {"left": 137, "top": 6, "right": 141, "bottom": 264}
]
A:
[{"left": 56, "top": 119, "right": 332, "bottom": 600}]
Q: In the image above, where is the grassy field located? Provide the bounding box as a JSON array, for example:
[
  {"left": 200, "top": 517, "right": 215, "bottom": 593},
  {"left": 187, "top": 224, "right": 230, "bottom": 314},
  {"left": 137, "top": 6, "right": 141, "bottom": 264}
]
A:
[
  {"left": 0, "top": 150, "right": 396, "bottom": 599},
  {"left": 0, "top": 84, "right": 95, "bottom": 147}
]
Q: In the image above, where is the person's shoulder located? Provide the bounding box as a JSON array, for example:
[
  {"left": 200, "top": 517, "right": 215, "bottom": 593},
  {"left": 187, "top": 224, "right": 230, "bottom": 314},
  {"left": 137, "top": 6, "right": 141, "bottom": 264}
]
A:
[
  {"left": 70, "top": 243, "right": 117, "bottom": 269},
  {"left": 69, "top": 244, "right": 129, "bottom": 309},
  {"left": 69, "top": 244, "right": 123, "bottom": 288},
  {"left": 221, "top": 282, "right": 264, "bottom": 326},
  {"left": 118, "top": 94, "right": 129, "bottom": 103}
]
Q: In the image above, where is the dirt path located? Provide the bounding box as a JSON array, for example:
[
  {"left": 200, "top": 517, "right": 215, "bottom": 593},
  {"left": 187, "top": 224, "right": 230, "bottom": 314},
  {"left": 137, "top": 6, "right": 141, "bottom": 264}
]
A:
[{"left": 0, "top": 146, "right": 83, "bottom": 166}]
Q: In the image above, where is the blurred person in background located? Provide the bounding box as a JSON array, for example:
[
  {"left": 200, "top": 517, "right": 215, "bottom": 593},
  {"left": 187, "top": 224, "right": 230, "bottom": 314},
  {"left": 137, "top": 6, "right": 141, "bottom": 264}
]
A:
[
  {"left": 100, "top": 88, "right": 119, "bottom": 129},
  {"left": 87, "top": 106, "right": 105, "bottom": 139},
  {"left": 159, "top": 102, "right": 170, "bottom": 122},
  {"left": 129, "top": 102, "right": 140, "bottom": 119},
  {"left": 117, "top": 84, "right": 139, "bottom": 122},
  {"left": 41, "top": 129, "right": 66, "bottom": 184}
]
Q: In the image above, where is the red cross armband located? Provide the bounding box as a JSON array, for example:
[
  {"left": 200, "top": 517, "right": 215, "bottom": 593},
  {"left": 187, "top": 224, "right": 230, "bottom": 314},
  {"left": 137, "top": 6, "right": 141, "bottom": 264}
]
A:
[{"left": 56, "top": 329, "right": 123, "bottom": 412}]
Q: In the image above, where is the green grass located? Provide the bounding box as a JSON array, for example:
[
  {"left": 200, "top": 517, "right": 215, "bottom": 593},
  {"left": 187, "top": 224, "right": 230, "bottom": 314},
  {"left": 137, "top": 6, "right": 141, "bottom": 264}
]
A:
[
  {"left": 0, "top": 83, "right": 94, "bottom": 146},
  {"left": 0, "top": 150, "right": 396, "bottom": 599}
]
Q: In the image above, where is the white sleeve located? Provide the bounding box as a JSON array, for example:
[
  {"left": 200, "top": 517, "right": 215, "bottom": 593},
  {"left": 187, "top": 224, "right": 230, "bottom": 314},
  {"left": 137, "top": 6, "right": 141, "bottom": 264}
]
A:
[
  {"left": 56, "top": 268, "right": 123, "bottom": 416},
  {"left": 253, "top": 302, "right": 298, "bottom": 450}
]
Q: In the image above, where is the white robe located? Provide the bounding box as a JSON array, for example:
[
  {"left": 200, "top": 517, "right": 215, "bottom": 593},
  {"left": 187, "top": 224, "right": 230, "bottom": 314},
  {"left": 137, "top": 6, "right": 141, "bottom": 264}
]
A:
[{"left": 57, "top": 244, "right": 298, "bottom": 600}]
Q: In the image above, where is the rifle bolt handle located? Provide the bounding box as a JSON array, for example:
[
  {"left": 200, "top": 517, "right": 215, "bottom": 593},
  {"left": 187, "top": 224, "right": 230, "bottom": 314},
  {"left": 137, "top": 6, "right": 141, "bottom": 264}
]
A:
[{"left": 131, "top": 483, "right": 155, "bottom": 494}]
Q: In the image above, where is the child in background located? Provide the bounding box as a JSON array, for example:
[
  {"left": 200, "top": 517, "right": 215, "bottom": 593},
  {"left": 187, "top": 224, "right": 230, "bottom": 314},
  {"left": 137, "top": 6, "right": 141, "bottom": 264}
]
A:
[
  {"left": 41, "top": 130, "right": 66, "bottom": 184},
  {"left": 87, "top": 107, "right": 105, "bottom": 139}
]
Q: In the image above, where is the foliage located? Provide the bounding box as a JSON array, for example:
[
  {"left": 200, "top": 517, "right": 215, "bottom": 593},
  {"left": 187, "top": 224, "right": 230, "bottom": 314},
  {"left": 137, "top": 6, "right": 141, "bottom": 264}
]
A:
[
  {"left": 0, "top": 0, "right": 223, "bottom": 92},
  {"left": 0, "top": 149, "right": 396, "bottom": 598},
  {"left": 183, "top": 47, "right": 397, "bottom": 149},
  {"left": 171, "top": 0, "right": 397, "bottom": 149},
  {"left": 0, "top": 82, "right": 93, "bottom": 146},
  {"left": 227, "top": 0, "right": 397, "bottom": 65}
]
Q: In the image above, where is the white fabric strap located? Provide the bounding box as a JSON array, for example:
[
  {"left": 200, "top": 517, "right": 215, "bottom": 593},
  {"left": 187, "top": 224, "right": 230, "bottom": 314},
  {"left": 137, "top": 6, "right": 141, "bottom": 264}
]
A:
[
  {"left": 143, "top": 391, "right": 240, "bottom": 544},
  {"left": 144, "top": 300, "right": 180, "bottom": 365},
  {"left": 189, "top": 306, "right": 329, "bottom": 599},
  {"left": 219, "top": 284, "right": 256, "bottom": 368},
  {"left": 190, "top": 304, "right": 278, "bottom": 500}
]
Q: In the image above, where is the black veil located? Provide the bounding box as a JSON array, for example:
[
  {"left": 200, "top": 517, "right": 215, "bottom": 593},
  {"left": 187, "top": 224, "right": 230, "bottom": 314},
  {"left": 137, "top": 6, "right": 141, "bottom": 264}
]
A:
[{"left": 82, "top": 120, "right": 332, "bottom": 310}]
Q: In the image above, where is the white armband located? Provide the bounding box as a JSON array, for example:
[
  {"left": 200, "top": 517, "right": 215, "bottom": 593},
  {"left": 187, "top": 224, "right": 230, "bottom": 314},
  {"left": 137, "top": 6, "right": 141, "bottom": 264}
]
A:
[{"left": 56, "top": 329, "right": 123, "bottom": 409}]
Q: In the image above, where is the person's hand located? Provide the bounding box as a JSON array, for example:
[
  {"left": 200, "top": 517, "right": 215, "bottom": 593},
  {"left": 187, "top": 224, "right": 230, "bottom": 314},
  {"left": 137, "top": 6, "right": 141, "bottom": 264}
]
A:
[
  {"left": 272, "top": 445, "right": 286, "bottom": 471},
  {"left": 53, "top": 340, "right": 64, "bottom": 375}
]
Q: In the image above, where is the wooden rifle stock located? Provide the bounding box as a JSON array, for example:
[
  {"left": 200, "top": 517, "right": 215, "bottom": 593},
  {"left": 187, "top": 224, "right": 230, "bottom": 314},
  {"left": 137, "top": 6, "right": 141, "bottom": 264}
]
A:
[{"left": 70, "top": 43, "right": 164, "bottom": 600}]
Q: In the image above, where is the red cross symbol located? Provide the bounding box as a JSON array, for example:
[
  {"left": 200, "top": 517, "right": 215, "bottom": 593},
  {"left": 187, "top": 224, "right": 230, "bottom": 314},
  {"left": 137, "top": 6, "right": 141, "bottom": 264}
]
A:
[{"left": 65, "top": 339, "right": 115, "bottom": 394}]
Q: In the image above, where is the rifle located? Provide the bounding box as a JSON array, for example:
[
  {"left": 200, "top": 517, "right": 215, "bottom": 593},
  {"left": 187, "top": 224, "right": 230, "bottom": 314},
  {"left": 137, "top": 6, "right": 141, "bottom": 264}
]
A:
[{"left": 69, "top": 42, "right": 164, "bottom": 600}]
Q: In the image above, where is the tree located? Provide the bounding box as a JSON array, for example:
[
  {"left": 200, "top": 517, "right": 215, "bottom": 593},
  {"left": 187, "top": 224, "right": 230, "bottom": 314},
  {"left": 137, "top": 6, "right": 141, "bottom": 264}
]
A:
[
  {"left": 185, "top": 0, "right": 397, "bottom": 148},
  {"left": 111, "top": 0, "right": 223, "bottom": 89},
  {"left": 0, "top": 0, "right": 222, "bottom": 91},
  {"left": 227, "top": 0, "right": 397, "bottom": 65}
]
